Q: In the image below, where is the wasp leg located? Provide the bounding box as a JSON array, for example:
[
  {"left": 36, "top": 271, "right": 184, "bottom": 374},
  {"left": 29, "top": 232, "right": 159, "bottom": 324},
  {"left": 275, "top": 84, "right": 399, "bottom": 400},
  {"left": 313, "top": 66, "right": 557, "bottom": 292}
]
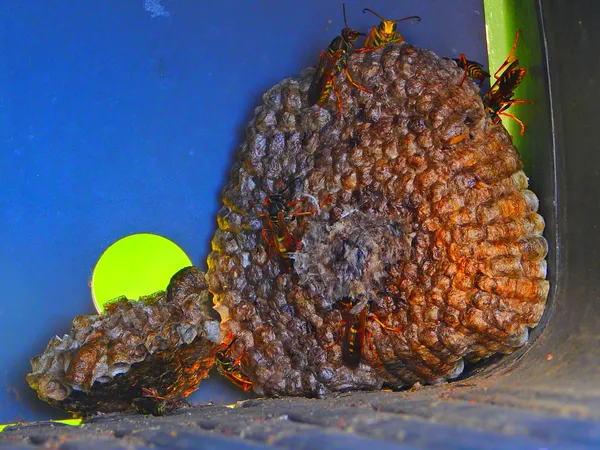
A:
[
  {"left": 355, "top": 47, "right": 377, "bottom": 54},
  {"left": 237, "top": 375, "right": 253, "bottom": 391},
  {"left": 232, "top": 371, "right": 253, "bottom": 391},
  {"left": 364, "top": 29, "right": 377, "bottom": 49},
  {"left": 332, "top": 76, "right": 343, "bottom": 117},
  {"left": 261, "top": 228, "right": 275, "bottom": 247},
  {"left": 355, "top": 28, "right": 378, "bottom": 53},
  {"left": 319, "top": 193, "right": 334, "bottom": 208},
  {"left": 357, "top": 36, "right": 404, "bottom": 53},
  {"left": 142, "top": 387, "right": 166, "bottom": 401},
  {"left": 284, "top": 231, "right": 301, "bottom": 248},
  {"left": 233, "top": 346, "right": 247, "bottom": 367},
  {"left": 503, "top": 99, "right": 534, "bottom": 106},
  {"left": 344, "top": 67, "right": 372, "bottom": 94},
  {"left": 259, "top": 228, "right": 276, "bottom": 266},
  {"left": 284, "top": 196, "right": 315, "bottom": 212},
  {"left": 365, "top": 329, "right": 387, "bottom": 370},
  {"left": 249, "top": 200, "right": 268, "bottom": 217},
  {"left": 494, "top": 30, "right": 521, "bottom": 79},
  {"left": 369, "top": 314, "right": 402, "bottom": 334},
  {"left": 218, "top": 330, "right": 235, "bottom": 351},
  {"left": 323, "top": 319, "right": 347, "bottom": 350},
  {"left": 458, "top": 54, "right": 469, "bottom": 87},
  {"left": 289, "top": 207, "right": 318, "bottom": 218},
  {"left": 284, "top": 196, "right": 320, "bottom": 218},
  {"left": 498, "top": 111, "right": 527, "bottom": 136},
  {"left": 496, "top": 99, "right": 533, "bottom": 135}
]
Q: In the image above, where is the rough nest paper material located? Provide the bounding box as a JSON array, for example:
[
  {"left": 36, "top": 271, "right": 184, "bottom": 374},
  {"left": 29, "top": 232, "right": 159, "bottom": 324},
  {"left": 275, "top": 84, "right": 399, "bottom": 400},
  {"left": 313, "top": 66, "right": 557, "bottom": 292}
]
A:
[
  {"left": 27, "top": 266, "right": 220, "bottom": 416},
  {"left": 207, "top": 42, "right": 549, "bottom": 397}
]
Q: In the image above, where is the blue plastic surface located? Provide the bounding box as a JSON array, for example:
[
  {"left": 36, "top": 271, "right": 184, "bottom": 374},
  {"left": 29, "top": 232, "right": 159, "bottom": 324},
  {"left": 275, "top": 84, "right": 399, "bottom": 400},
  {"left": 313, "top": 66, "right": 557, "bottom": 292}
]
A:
[{"left": 0, "top": 0, "right": 487, "bottom": 422}]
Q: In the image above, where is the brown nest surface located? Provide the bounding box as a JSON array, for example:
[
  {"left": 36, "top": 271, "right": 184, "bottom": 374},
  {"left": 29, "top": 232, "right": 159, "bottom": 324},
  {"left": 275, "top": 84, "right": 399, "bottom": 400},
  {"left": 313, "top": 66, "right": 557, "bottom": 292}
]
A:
[
  {"left": 207, "top": 42, "right": 549, "bottom": 397},
  {"left": 27, "top": 266, "right": 220, "bottom": 416}
]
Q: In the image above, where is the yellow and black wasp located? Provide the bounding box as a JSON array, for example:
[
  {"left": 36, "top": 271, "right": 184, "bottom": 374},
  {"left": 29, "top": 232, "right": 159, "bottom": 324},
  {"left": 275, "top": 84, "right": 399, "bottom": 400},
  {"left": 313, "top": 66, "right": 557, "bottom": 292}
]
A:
[
  {"left": 249, "top": 184, "right": 318, "bottom": 267},
  {"left": 215, "top": 332, "right": 253, "bottom": 392},
  {"left": 447, "top": 54, "right": 491, "bottom": 87},
  {"left": 324, "top": 297, "right": 402, "bottom": 369},
  {"left": 307, "top": 4, "right": 372, "bottom": 116},
  {"left": 483, "top": 30, "right": 532, "bottom": 136},
  {"left": 136, "top": 387, "right": 189, "bottom": 416},
  {"left": 359, "top": 8, "right": 421, "bottom": 51}
]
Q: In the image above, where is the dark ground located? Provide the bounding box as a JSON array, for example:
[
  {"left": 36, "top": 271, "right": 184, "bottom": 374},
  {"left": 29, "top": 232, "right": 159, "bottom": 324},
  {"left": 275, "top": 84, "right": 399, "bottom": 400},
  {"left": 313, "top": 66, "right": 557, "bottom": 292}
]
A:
[{"left": 3, "top": 385, "right": 600, "bottom": 449}]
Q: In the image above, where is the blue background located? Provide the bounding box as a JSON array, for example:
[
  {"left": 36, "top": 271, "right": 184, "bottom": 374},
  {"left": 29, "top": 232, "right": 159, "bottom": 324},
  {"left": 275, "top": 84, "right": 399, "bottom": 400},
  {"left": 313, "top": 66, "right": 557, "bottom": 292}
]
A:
[{"left": 0, "top": 0, "right": 486, "bottom": 423}]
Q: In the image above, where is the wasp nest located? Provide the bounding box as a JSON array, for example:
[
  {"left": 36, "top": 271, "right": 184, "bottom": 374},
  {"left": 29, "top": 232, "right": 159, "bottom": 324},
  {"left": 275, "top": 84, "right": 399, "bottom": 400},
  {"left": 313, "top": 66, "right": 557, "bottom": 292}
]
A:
[
  {"left": 27, "top": 266, "right": 220, "bottom": 416},
  {"left": 207, "top": 43, "right": 549, "bottom": 397}
]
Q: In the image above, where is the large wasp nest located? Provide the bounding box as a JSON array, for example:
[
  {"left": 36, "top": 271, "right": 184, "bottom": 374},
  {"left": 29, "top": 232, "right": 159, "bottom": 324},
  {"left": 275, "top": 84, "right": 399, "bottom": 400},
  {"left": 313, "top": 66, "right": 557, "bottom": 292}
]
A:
[
  {"left": 207, "top": 42, "right": 549, "bottom": 397},
  {"left": 27, "top": 267, "right": 220, "bottom": 416}
]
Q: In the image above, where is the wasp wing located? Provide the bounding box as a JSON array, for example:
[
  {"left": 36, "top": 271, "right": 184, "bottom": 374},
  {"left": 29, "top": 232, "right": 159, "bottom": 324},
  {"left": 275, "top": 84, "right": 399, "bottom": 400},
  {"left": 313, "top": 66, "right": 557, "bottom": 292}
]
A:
[
  {"left": 307, "top": 50, "right": 342, "bottom": 107},
  {"left": 485, "top": 61, "right": 526, "bottom": 109}
]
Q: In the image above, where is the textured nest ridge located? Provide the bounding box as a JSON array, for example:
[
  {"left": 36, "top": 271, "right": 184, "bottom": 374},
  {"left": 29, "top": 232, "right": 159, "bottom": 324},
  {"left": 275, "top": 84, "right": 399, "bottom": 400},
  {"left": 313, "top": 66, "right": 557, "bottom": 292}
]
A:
[
  {"left": 27, "top": 266, "right": 221, "bottom": 416},
  {"left": 207, "top": 42, "right": 549, "bottom": 397}
]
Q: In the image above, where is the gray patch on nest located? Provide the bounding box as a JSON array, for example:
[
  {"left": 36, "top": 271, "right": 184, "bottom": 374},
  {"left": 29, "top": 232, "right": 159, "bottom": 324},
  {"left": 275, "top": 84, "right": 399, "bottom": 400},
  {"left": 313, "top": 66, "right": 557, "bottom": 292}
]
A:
[{"left": 294, "top": 211, "right": 412, "bottom": 308}]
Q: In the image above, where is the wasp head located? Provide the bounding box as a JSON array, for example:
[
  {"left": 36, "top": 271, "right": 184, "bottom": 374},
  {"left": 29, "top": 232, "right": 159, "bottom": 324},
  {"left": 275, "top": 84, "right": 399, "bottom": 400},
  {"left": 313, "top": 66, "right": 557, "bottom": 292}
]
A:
[
  {"left": 363, "top": 9, "right": 421, "bottom": 42},
  {"left": 378, "top": 20, "right": 397, "bottom": 38},
  {"left": 342, "top": 27, "right": 362, "bottom": 43},
  {"left": 266, "top": 194, "right": 287, "bottom": 217}
]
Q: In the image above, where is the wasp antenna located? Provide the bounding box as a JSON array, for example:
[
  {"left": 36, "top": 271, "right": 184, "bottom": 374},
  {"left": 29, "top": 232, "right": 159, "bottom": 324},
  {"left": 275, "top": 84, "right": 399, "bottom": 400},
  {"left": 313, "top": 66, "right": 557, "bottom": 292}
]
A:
[
  {"left": 504, "top": 29, "right": 522, "bottom": 66},
  {"left": 224, "top": 337, "right": 238, "bottom": 353},
  {"left": 395, "top": 15, "right": 422, "bottom": 23},
  {"left": 362, "top": 8, "right": 385, "bottom": 21},
  {"left": 343, "top": 3, "right": 348, "bottom": 28},
  {"left": 513, "top": 29, "right": 521, "bottom": 48}
]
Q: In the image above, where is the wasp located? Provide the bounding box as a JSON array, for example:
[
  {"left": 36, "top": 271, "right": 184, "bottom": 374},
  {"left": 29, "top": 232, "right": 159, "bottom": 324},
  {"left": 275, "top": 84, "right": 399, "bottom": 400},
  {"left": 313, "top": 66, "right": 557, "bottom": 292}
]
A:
[
  {"left": 141, "top": 386, "right": 165, "bottom": 400},
  {"left": 324, "top": 297, "right": 402, "bottom": 369},
  {"left": 483, "top": 30, "right": 532, "bottom": 136},
  {"left": 307, "top": 4, "right": 372, "bottom": 117},
  {"left": 249, "top": 185, "right": 318, "bottom": 266},
  {"left": 138, "top": 387, "right": 188, "bottom": 415},
  {"left": 443, "top": 54, "right": 490, "bottom": 87},
  {"left": 358, "top": 8, "right": 421, "bottom": 51},
  {"left": 215, "top": 332, "right": 252, "bottom": 392}
]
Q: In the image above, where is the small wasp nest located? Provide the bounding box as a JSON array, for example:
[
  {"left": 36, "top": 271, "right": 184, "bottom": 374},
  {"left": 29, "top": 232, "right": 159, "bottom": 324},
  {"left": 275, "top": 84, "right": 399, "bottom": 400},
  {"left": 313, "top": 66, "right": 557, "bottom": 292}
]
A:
[
  {"left": 208, "top": 42, "right": 549, "bottom": 397},
  {"left": 27, "top": 267, "right": 220, "bottom": 416}
]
